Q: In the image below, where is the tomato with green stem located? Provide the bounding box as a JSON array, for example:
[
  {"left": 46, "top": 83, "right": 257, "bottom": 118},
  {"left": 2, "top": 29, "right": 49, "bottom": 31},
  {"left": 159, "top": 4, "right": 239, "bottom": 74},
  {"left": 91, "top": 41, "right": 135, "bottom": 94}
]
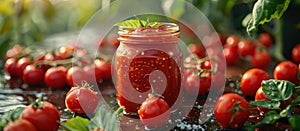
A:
[
  {"left": 250, "top": 48, "right": 271, "bottom": 68},
  {"left": 240, "top": 68, "right": 270, "bottom": 97},
  {"left": 66, "top": 66, "right": 87, "bottom": 87},
  {"left": 255, "top": 86, "right": 270, "bottom": 113},
  {"left": 3, "top": 119, "right": 37, "bottom": 131},
  {"left": 22, "top": 65, "right": 45, "bottom": 85},
  {"left": 184, "top": 72, "right": 211, "bottom": 96},
  {"left": 274, "top": 61, "right": 298, "bottom": 84},
  {"left": 214, "top": 93, "right": 250, "bottom": 129},
  {"left": 16, "top": 57, "right": 32, "bottom": 77},
  {"left": 22, "top": 98, "right": 60, "bottom": 131},
  {"left": 65, "top": 84, "right": 99, "bottom": 115},
  {"left": 138, "top": 94, "right": 170, "bottom": 128}
]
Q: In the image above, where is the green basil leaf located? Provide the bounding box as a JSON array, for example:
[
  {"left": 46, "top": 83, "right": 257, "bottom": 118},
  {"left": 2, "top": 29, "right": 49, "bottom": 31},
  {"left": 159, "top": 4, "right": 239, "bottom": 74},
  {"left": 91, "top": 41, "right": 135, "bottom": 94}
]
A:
[
  {"left": 114, "top": 19, "right": 147, "bottom": 29},
  {"left": 246, "top": 111, "right": 281, "bottom": 131},
  {"left": 61, "top": 116, "right": 89, "bottom": 131},
  {"left": 246, "top": 0, "right": 291, "bottom": 36},
  {"left": 279, "top": 105, "right": 291, "bottom": 117},
  {"left": 249, "top": 100, "right": 281, "bottom": 110},
  {"left": 0, "top": 107, "right": 24, "bottom": 130},
  {"left": 262, "top": 79, "right": 295, "bottom": 101},
  {"left": 87, "top": 106, "right": 121, "bottom": 131},
  {"left": 289, "top": 115, "right": 300, "bottom": 130}
]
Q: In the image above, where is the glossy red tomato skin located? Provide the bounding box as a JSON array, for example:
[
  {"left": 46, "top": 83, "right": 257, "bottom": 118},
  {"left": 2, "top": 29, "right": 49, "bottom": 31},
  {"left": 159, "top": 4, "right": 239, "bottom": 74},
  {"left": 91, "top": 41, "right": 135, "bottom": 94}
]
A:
[
  {"left": 22, "top": 101, "right": 60, "bottom": 131},
  {"left": 138, "top": 95, "right": 170, "bottom": 128},
  {"left": 188, "top": 44, "right": 205, "bottom": 58},
  {"left": 240, "top": 68, "right": 270, "bottom": 97},
  {"left": 274, "top": 61, "right": 298, "bottom": 84},
  {"left": 94, "top": 59, "right": 111, "bottom": 80},
  {"left": 6, "top": 44, "right": 23, "bottom": 59},
  {"left": 65, "top": 87, "right": 99, "bottom": 115},
  {"left": 201, "top": 60, "right": 211, "bottom": 70},
  {"left": 16, "top": 57, "right": 32, "bottom": 77},
  {"left": 225, "top": 35, "right": 239, "bottom": 47},
  {"left": 223, "top": 46, "right": 239, "bottom": 65},
  {"left": 66, "top": 66, "right": 87, "bottom": 87},
  {"left": 44, "top": 66, "right": 67, "bottom": 89},
  {"left": 3, "top": 119, "right": 37, "bottom": 131},
  {"left": 257, "top": 33, "right": 272, "bottom": 48},
  {"left": 292, "top": 44, "right": 300, "bottom": 64},
  {"left": 214, "top": 93, "right": 250, "bottom": 128},
  {"left": 184, "top": 73, "right": 211, "bottom": 96},
  {"left": 22, "top": 65, "right": 45, "bottom": 85},
  {"left": 250, "top": 49, "right": 271, "bottom": 68},
  {"left": 238, "top": 39, "right": 256, "bottom": 57},
  {"left": 83, "top": 65, "right": 103, "bottom": 84},
  {"left": 4, "top": 58, "right": 18, "bottom": 77},
  {"left": 255, "top": 86, "right": 270, "bottom": 113}
]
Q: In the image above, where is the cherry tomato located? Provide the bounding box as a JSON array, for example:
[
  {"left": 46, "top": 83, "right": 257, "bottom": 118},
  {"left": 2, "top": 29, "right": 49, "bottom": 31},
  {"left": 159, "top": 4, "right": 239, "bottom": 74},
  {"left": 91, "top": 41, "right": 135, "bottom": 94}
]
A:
[
  {"left": 55, "top": 45, "right": 75, "bottom": 59},
  {"left": 138, "top": 94, "right": 170, "bottom": 128},
  {"left": 22, "top": 65, "right": 45, "bottom": 85},
  {"left": 3, "top": 119, "right": 37, "bottom": 131},
  {"left": 94, "top": 59, "right": 112, "bottom": 80},
  {"left": 225, "top": 35, "right": 239, "bottom": 47},
  {"left": 237, "top": 39, "right": 256, "bottom": 57},
  {"left": 65, "top": 86, "right": 99, "bottom": 115},
  {"left": 66, "top": 66, "right": 87, "bottom": 87},
  {"left": 188, "top": 44, "right": 205, "bottom": 58},
  {"left": 214, "top": 93, "right": 250, "bottom": 128},
  {"left": 274, "top": 61, "right": 298, "bottom": 84},
  {"left": 223, "top": 46, "right": 239, "bottom": 65},
  {"left": 83, "top": 65, "right": 103, "bottom": 84},
  {"left": 44, "top": 52, "right": 63, "bottom": 61},
  {"left": 201, "top": 60, "right": 211, "bottom": 70},
  {"left": 257, "top": 33, "right": 272, "bottom": 48},
  {"left": 250, "top": 49, "right": 271, "bottom": 68},
  {"left": 292, "top": 44, "right": 300, "bottom": 64},
  {"left": 6, "top": 44, "right": 23, "bottom": 59},
  {"left": 16, "top": 57, "right": 32, "bottom": 77},
  {"left": 255, "top": 86, "right": 270, "bottom": 113},
  {"left": 22, "top": 101, "right": 60, "bottom": 131},
  {"left": 240, "top": 68, "right": 270, "bottom": 97},
  {"left": 44, "top": 66, "right": 67, "bottom": 89},
  {"left": 4, "top": 58, "right": 18, "bottom": 77},
  {"left": 184, "top": 73, "right": 211, "bottom": 96}
]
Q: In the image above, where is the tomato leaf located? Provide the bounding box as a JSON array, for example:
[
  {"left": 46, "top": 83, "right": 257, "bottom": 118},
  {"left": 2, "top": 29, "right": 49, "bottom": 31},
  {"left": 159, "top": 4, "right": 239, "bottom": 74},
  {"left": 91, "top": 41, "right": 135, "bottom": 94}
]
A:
[
  {"left": 61, "top": 116, "right": 89, "bottom": 131},
  {"left": 249, "top": 100, "right": 281, "bottom": 110},
  {"left": 262, "top": 79, "right": 294, "bottom": 101},
  {"left": 0, "top": 107, "right": 24, "bottom": 130},
  {"left": 87, "top": 106, "right": 122, "bottom": 131},
  {"left": 114, "top": 19, "right": 163, "bottom": 29},
  {"left": 246, "top": 111, "right": 281, "bottom": 131},
  {"left": 289, "top": 115, "right": 300, "bottom": 131},
  {"left": 246, "top": 0, "right": 291, "bottom": 36}
]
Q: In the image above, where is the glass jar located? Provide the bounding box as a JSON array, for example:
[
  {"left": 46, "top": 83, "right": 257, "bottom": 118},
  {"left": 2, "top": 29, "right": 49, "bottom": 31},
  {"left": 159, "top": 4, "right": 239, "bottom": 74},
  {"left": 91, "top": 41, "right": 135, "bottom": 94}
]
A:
[{"left": 114, "top": 23, "right": 183, "bottom": 114}]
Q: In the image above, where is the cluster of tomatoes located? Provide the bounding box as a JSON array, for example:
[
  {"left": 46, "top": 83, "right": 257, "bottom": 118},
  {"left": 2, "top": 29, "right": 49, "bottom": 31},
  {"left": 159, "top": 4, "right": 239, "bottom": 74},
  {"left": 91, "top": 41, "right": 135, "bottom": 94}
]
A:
[{"left": 4, "top": 44, "right": 112, "bottom": 89}]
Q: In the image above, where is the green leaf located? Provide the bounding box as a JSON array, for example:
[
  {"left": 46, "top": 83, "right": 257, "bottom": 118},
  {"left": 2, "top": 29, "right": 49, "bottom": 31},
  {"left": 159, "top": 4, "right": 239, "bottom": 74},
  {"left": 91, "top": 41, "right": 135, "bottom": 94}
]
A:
[
  {"left": 246, "top": 0, "right": 291, "bottom": 36},
  {"left": 249, "top": 100, "right": 281, "bottom": 110},
  {"left": 114, "top": 19, "right": 163, "bottom": 29},
  {"left": 262, "top": 79, "right": 295, "bottom": 101},
  {"left": 291, "top": 96, "right": 300, "bottom": 106},
  {"left": 87, "top": 106, "right": 122, "bottom": 131},
  {"left": 162, "top": 0, "right": 185, "bottom": 19},
  {"left": 279, "top": 105, "right": 291, "bottom": 117},
  {"left": 289, "top": 115, "right": 300, "bottom": 130},
  {"left": 0, "top": 107, "right": 24, "bottom": 130},
  {"left": 246, "top": 111, "right": 281, "bottom": 131},
  {"left": 61, "top": 116, "right": 89, "bottom": 131}
]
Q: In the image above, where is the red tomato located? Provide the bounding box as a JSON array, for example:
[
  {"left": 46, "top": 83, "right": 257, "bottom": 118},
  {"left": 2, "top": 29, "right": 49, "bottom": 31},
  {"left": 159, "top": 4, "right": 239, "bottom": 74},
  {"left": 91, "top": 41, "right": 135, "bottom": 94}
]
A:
[
  {"left": 44, "top": 66, "right": 67, "bottom": 89},
  {"left": 83, "top": 65, "right": 103, "bottom": 84},
  {"left": 44, "top": 52, "right": 63, "bottom": 61},
  {"left": 66, "top": 66, "right": 87, "bottom": 87},
  {"left": 214, "top": 93, "right": 250, "bottom": 128},
  {"left": 188, "top": 44, "right": 205, "bottom": 58},
  {"left": 184, "top": 73, "right": 211, "bottom": 96},
  {"left": 292, "top": 44, "right": 300, "bottom": 64},
  {"left": 255, "top": 86, "right": 270, "bottom": 113},
  {"left": 274, "top": 61, "right": 298, "bottom": 84},
  {"left": 16, "top": 57, "right": 32, "bottom": 77},
  {"left": 237, "top": 39, "right": 256, "bottom": 57},
  {"left": 250, "top": 49, "right": 271, "bottom": 68},
  {"left": 223, "top": 46, "right": 239, "bottom": 65},
  {"left": 22, "top": 65, "right": 45, "bottom": 85},
  {"left": 94, "top": 59, "right": 112, "bottom": 80},
  {"left": 240, "top": 68, "right": 270, "bottom": 97},
  {"left": 22, "top": 101, "right": 60, "bottom": 131},
  {"left": 201, "top": 60, "right": 211, "bottom": 70},
  {"left": 4, "top": 58, "right": 18, "bottom": 77},
  {"left": 138, "top": 94, "right": 170, "bottom": 128},
  {"left": 6, "top": 44, "right": 23, "bottom": 59},
  {"left": 225, "top": 35, "right": 239, "bottom": 47},
  {"left": 65, "top": 86, "right": 99, "bottom": 115},
  {"left": 257, "top": 33, "right": 272, "bottom": 48},
  {"left": 55, "top": 45, "right": 75, "bottom": 59},
  {"left": 3, "top": 119, "right": 37, "bottom": 131}
]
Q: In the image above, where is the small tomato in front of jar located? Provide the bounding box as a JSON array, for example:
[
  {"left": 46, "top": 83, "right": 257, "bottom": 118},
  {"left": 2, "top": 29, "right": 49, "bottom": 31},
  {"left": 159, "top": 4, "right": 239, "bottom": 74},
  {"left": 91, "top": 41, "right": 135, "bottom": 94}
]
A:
[
  {"left": 22, "top": 65, "right": 45, "bottom": 85},
  {"left": 274, "top": 61, "right": 298, "bottom": 84},
  {"left": 3, "top": 119, "right": 37, "bottom": 131}
]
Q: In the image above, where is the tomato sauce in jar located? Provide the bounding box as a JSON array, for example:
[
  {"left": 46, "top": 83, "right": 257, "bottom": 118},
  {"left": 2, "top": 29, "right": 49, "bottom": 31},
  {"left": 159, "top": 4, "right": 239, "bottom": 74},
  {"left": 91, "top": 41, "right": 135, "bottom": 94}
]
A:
[{"left": 114, "top": 23, "right": 183, "bottom": 114}]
